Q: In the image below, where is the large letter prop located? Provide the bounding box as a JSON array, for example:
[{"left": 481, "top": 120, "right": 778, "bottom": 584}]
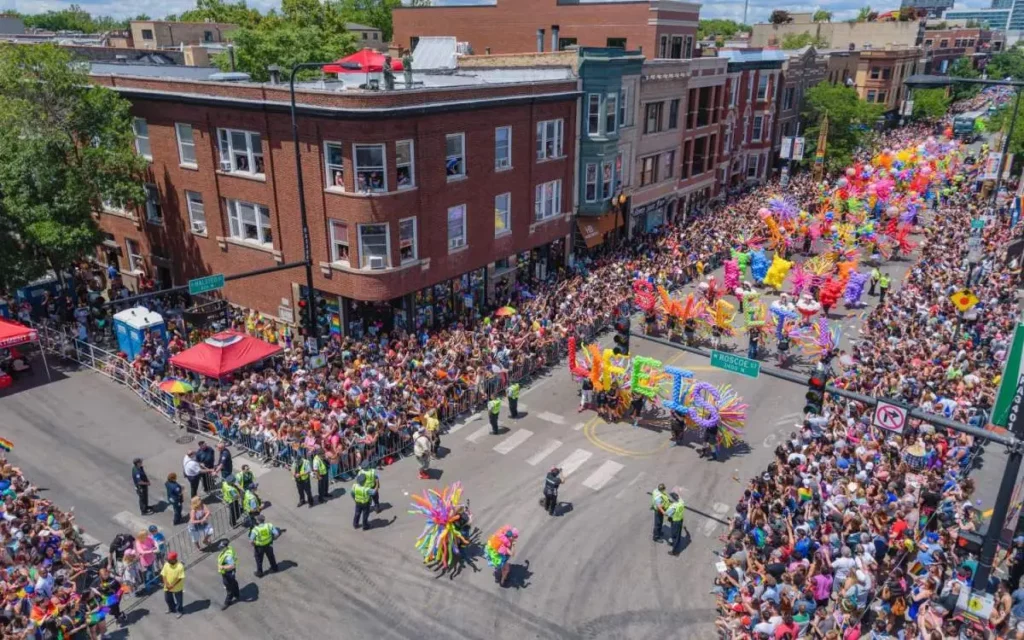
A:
[{"left": 630, "top": 356, "right": 663, "bottom": 399}]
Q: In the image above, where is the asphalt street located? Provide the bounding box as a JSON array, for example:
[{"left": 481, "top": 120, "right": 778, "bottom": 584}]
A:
[{"left": 0, "top": 233, "right": 1008, "bottom": 640}]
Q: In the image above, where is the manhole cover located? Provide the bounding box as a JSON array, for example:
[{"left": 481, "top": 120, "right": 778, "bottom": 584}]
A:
[{"left": 175, "top": 435, "right": 195, "bottom": 445}]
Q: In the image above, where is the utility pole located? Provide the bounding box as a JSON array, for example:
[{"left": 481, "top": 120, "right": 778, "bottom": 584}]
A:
[{"left": 743, "top": 0, "right": 750, "bottom": 26}]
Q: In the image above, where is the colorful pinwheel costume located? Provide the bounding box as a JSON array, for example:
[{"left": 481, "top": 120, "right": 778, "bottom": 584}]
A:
[
  {"left": 409, "top": 483, "right": 470, "bottom": 570},
  {"left": 485, "top": 525, "right": 518, "bottom": 570}
]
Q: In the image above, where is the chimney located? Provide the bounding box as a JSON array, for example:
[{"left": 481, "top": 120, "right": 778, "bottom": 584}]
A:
[
  {"left": 537, "top": 28, "right": 545, "bottom": 52},
  {"left": 551, "top": 25, "right": 559, "bottom": 51},
  {"left": 267, "top": 64, "right": 281, "bottom": 85}
]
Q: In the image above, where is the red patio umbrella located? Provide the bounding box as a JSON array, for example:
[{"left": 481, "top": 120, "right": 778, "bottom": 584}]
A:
[{"left": 323, "top": 48, "right": 404, "bottom": 74}]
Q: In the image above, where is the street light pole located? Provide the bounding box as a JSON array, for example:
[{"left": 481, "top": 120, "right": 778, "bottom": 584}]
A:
[{"left": 993, "top": 87, "right": 1022, "bottom": 210}]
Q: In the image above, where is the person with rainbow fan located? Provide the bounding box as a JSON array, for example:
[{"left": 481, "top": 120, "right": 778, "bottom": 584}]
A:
[{"left": 484, "top": 525, "right": 519, "bottom": 586}]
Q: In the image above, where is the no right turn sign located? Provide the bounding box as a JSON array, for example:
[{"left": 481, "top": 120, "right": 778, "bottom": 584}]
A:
[{"left": 873, "top": 401, "right": 908, "bottom": 434}]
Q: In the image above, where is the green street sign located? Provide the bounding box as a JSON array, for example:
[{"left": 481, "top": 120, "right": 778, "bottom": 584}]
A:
[
  {"left": 993, "top": 323, "right": 1024, "bottom": 427},
  {"left": 710, "top": 350, "right": 761, "bottom": 379},
  {"left": 188, "top": 274, "right": 225, "bottom": 296},
  {"left": 971, "top": 218, "right": 985, "bottom": 230}
]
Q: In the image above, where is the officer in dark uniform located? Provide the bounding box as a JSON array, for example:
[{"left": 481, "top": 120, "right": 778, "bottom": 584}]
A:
[
  {"left": 165, "top": 472, "right": 184, "bottom": 525},
  {"left": 542, "top": 467, "right": 561, "bottom": 516},
  {"left": 132, "top": 458, "right": 151, "bottom": 515},
  {"left": 195, "top": 441, "right": 216, "bottom": 493}
]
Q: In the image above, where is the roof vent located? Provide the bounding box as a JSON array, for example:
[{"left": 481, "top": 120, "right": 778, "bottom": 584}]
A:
[{"left": 208, "top": 71, "right": 251, "bottom": 82}]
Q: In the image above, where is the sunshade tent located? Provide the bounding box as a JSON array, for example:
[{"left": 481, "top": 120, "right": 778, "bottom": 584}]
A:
[
  {"left": 0, "top": 318, "right": 50, "bottom": 380},
  {"left": 323, "top": 48, "right": 405, "bottom": 74},
  {"left": 169, "top": 331, "right": 282, "bottom": 379}
]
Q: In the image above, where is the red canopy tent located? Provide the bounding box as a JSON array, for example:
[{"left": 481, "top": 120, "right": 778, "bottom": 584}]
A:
[
  {"left": 169, "top": 331, "right": 282, "bottom": 379},
  {"left": 323, "top": 48, "right": 404, "bottom": 74},
  {"left": 0, "top": 318, "right": 49, "bottom": 381}
]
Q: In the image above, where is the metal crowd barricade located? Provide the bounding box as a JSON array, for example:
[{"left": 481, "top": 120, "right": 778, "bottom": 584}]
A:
[{"left": 161, "top": 501, "right": 240, "bottom": 566}]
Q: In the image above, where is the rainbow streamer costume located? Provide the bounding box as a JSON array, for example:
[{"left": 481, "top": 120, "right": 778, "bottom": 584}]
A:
[
  {"left": 484, "top": 525, "right": 518, "bottom": 570},
  {"left": 408, "top": 482, "right": 469, "bottom": 570}
]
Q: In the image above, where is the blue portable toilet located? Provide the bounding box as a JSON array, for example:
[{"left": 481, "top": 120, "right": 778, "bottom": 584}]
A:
[
  {"left": 113, "top": 307, "right": 166, "bottom": 360},
  {"left": 15, "top": 274, "right": 64, "bottom": 316}
]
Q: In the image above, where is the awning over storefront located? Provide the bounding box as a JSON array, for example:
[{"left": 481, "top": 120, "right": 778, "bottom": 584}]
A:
[{"left": 576, "top": 213, "right": 619, "bottom": 248}]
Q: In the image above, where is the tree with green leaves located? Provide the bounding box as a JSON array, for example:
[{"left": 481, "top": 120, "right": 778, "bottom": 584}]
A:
[
  {"left": 812, "top": 9, "right": 832, "bottom": 22},
  {"left": 780, "top": 32, "right": 828, "bottom": 49},
  {"left": 169, "top": 0, "right": 265, "bottom": 27},
  {"left": 12, "top": 5, "right": 147, "bottom": 33},
  {"left": 339, "top": 0, "right": 404, "bottom": 42},
  {"left": 697, "top": 19, "right": 749, "bottom": 39},
  {"left": 985, "top": 94, "right": 1024, "bottom": 155},
  {"left": 0, "top": 44, "right": 146, "bottom": 292},
  {"left": 802, "top": 83, "right": 884, "bottom": 173},
  {"left": 770, "top": 10, "right": 793, "bottom": 24},
  {"left": 857, "top": 6, "right": 873, "bottom": 21},
  {"left": 947, "top": 57, "right": 980, "bottom": 102},
  {"left": 911, "top": 88, "right": 949, "bottom": 120},
  {"left": 987, "top": 46, "right": 1024, "bottom": 82}
]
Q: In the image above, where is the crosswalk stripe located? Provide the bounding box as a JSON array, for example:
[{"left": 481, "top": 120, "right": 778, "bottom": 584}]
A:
[
  {"left": 526, "top": 440, "right": 563, "bottom": 466},
  {"left": 571, "top": 421, "right": 586, "bottom": 431},
  {"left": 493, "top": 429, "right": 534, "bottom": 455},
  {"left": 556, "top": 449, "right": 593, "bottom": 478},
  {"left": 582, "top": 460, "right": 624, "bottom": 491},
  {"left": 537, "top": 411, "right": 566, "bottom": 425},
  {"left": 448, "top": 414, "right": 479, "bottom": 434},
  {"left": 465, "top": 425, "right": 492, "bottom": 443}
]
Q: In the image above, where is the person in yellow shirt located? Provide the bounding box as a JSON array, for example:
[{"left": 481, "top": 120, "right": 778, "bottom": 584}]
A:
[
  {"left": 160, "top": 551, "right": 186, "bottom": 617},
  {"left": 425, "top": 408, "right": 441, "bottom": 454}
]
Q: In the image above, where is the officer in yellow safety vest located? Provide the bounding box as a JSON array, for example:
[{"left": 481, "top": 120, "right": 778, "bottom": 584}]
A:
[
  {"left": 869, "top": 267, "right": 881, "bottom": 296},
  {"left": 242, "top": 484, "right": 262, "bottom": 530},
  {"left": 221, "top": 475, "right": 241, "bottom": 528},
  {"left": 248, "top": 515, "right": 280, "bottom": 577},
  {"left": 362, "top": 466, "right": 381, "bottom": 513},
  {"left": 507, "top": 383, "right": 521, "bottom": 419},
  {"left": 666, "top": 493, "right": 688, "bottom": 557},
  {"left": 236, "top": 465, "right": 255, "bottom": 492},
  {"left": 487, "top": 394, "right": 502, "bottom": 434},
  {"left": 312, "top": 447, "right": 329, "bottom": 504},
  {"left": 352, "top": 472, "right": 375, "bottom": 531},
  {"left": 651, "top": 483, "right": 669, "bottom": 542},
  {"left": 217, "top": 545, "right": 240, "bottom": 609},
  {"left": 291, "top": 451, "right": 314, "bottom": 509},
  {"left": 878, "top": 273, "right": 891, "bottom": 305}
]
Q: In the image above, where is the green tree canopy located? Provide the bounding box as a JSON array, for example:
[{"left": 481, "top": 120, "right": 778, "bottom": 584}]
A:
[
  {"left": 169, "top": 0, "right": 265, "bottom": 27},
  {"left": 697, "top": 19, "right": 749, "bottom": 39},
  {"left": 802, "top": 83, "right": 885, "bottom": 173},
  {"left": 780, "top": 32, "right": 828, "bottom": 49},
  {"left": 911, "top": 88, "right": 949, "bottom": 120},
  {"left": 987, "top": 46, "right": 1024, "bottom": 82},
  {"left": 10, "top": 5, "right": 148, "bottom": 33},
  {"left": 0, "top": 44, "right": 146, "bottom": 291},
  {"left": 947, "top": 57, "right": 981, "bottom": 102},
  {"left": 985, "top": 92, "right": 1024, "bottom": 155},
  {"left": 857, "top": 6, "right": 874, "bottom": 21},
  {"left": 214, "top": 19, "right": 357, "bottom": 81},
  {"left": 812, "top": 9, "right": 832, "bottom": 22}
]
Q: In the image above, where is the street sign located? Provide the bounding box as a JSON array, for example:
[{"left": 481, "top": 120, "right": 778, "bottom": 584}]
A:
[
  {"left": 780, "top": 137, "right": 793, "bottom": 160},
  {"left": 901, "top": 99, "right": 914, "bottom": 117},
  {"left": 949, "top": 289, "right": 980, "bottom": 312},
  {"left": 983, "top": 153, "right": 1002, "bottom": 181},
  {"left": 710, "top": 350, "right": 761, "bottom": 379},
  {"left": 993, "top": 323, "right": 1024, "bottom": 427},
  {"left": 872, "top": 400, "right": 908, "bottom": 434},
  {"left": 188, "top": 274, "right": 225, "bottom": 296},
  {"left": 971, "top": 218, "right": 986, "bottom": 230},
  {"left": 793, "top": 137, "right": 805, "bottom": 161}
]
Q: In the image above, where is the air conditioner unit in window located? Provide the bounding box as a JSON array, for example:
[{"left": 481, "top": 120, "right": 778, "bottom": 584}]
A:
[
  {"left": 368, "top": 255, "right": 386, "bottom": 270},
  {"left": 192, "top": 221, "right": 207, "bottom": 234},
  {"left": 449, "top": 239, "right": 466, "bottom": 250}
]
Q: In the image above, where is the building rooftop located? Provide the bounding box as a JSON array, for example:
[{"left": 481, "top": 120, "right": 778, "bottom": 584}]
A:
[
  {"left": 718, "top": 49, "right": 788, "bottom": 63},
  {"left": 89, "top": 62, "right": 230, "bottom": 80}
]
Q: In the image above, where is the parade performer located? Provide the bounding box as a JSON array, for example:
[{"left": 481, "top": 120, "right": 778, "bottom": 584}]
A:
[
  {"left": 788, "top": 263, "right": 812, "bottom": 298},
  {"left": 681, "top": 382, "right": 747, "bottom": 461},
  {"left": 723, "top": 258, "right": 740, "bottom": 293},
  {"left": 705, "top": 299, "right": 736, "bottom": 350},
  {"left": 485, "top": 525, "right": 519, "bottom": 586},
  {"left": 749, "top": 250, "right": 769, "bottom": 283},
  {"left": 409, "top": 483, "right": 470, "bottom": 572},
  {"left": 818, "top": 276, "right": 844, "bottom": 316},
  {"left": 791, "top": 317, "right": 840, "bottom": 362},
  {"left": 762, "top": 254, "right": 793, "bottom": 290},
  {"left": 843, "top": 272, "right": 870, "bottom": 308},
  {"left": 795, "top": 293, "right": 821, "bottom": 324},
  {"left": 731, "top": 249, "right": 751, "bottom": 280}
]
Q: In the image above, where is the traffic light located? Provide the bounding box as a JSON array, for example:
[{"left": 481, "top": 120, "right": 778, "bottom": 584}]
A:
[
  {"left": 316, "top": 296, "right": 330, "bottom": 334},
  {"left": 956, "top": 530, "right": 983, "bottom": 555},
  {"left": 297, "top": 299, "right": 310, "bottom": 334},
  {"left": 613, "top": 316, "right": 631, "bottom": 356},
  {"left": 804, "top": 373, "right": 827, "bottom": 415}
]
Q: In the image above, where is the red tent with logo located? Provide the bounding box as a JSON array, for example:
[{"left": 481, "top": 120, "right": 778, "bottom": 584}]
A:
[
  {"left": 0, "top": 318, "right": 49, "bottom": 382},
  {"left": 169, "top": 331, "right": 282, "bottom": 379},
  {"left": 323, "top": 48, "right": 404, "bottom": 74}
]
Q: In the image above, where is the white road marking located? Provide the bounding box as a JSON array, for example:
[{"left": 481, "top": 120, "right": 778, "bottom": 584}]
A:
[
  {"left": 615, "top": 471, "right": 647, "bottom": 499},
  {"left": 555, "top": 449, "right": 593, "bottom": 478},
  {"left": 493, "top": 429, "right": 534, "bottom": 455},
  {"left": 526, "top": 440, "right": 563, "bottom": 466},
  {"left": 112, "top": 511, "right": 153, "bottom": 534},
  {"left": 465, "top": 425, "right": 493, "bottom": 443},
  {"left": 537, "top": 411, "right": 566, "bottom": 425},
  {"left": 582, "top": 460, "right": 625, "bottom": 491},
  {"left": 572, "top": 421, "right": 586, "bottom": 431}
]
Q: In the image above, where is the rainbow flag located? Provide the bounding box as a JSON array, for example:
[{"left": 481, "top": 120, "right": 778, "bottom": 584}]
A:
[{"left": 0, "top": 438, "right": 13, "bottom": 452}]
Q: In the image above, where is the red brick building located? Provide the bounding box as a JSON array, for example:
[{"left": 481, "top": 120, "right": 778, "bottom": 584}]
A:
[
  {"left": 392, "top": 0, "right": 700, "bottom": 59},
  {"left": 717, "top": 49, "right": 786, "bottom": 187},
  {"left": 93, "top": 69, "right": 577, "bottom": 337}
]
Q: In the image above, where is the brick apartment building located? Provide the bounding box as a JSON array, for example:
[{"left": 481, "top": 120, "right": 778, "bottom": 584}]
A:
[
  {"left": 718, "top": 49, "right": 787, "bottom": 186},
  {"left": 393, "top": 0, "right": 700, "bottom": 59},
  {"left": 92, "top": 67, "right": 577, "bottom": 337},
  {"left": 773, "top": 48, "right": 828, "bottom": 175}
]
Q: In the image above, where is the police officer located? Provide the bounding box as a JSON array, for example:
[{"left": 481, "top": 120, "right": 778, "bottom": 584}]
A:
[
  {"left": 487, "top": 394, "right": 502, "bottom": 434},
  {"left": 666, "top": 492, "right": 688, "bottom": 556},
  {"left": 217, "top": 544, "right": 240, "bottom": 610},
  {"left": 869, "top": 267, "right": 881, "bottom": 296},
  {"left": 362, "top": 465, "right": 381, "bottom": 513},
  {"left": 165, "top": 473, "right": 184, "bottom": 525},
  {"left": 236, "top": 465, "right": 255, "bottom": 492},
  {"left": 221, "top": 475, "right": 241, "bottom": 528},
  {"left": 242, "top": 483, "right": 263, "bottom": 530},
  {"left": 351, "top": 472, "right": 375, "bottom": 531},
  {"left": 131, "top": 458, "right": 151, "bottom": 516},
  {"left": 507, "top": 383, "right": 521, "bottom": 419},
  {"left": 651, "top": 483, "right": 669, "bottom": 542},
  {"left": 542, "top": 467, "right": 561, "bottom": 516},
  {"left": 249, "top": 515, "right": 280, "bottom": 578},
  {"left": 195, "top": 441, "right": 216, "bottom": 493},
  {"left": 291, "top": 451, "right": 314, "bottom": 508},
  {"left": 312, "top": 448, "right": 329, "bottom": 504},
  {"left": 878, "top": 272, "right": 891, "bottom": 304}
]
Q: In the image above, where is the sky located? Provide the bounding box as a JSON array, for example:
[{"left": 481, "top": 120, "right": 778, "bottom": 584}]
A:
[{"left": 3, "top": 0, "right": 997, "bottom": 26}]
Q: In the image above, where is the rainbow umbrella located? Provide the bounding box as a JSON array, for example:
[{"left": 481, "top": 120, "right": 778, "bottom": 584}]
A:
[
  {"left": 158, "top": 379, "right": 194, "bottom": 394},
  {"left": 494, "top": 306, "right": 517, "bottom": 317}
]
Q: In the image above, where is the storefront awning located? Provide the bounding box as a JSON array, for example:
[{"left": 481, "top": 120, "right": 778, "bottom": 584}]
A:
[{"left": 576, "top": 213, "right": 619, "bottom": 249}]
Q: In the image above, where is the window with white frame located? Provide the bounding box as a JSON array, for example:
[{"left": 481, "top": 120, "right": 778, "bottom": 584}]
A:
[
  {"left": 217, "top": 128, "right": 264, "bottom": 175},
  {"left": 534, "top": 180, "right": 561, "bottom": 221},
  {"left": 494, "top": 192, "right": 510, "bottom": 236},
  {"left": 535, "top": 119, "right": 564, "bottom": 160},
  {"left": 752, "top": 115, "right": 763, "bottom": 141},
  {"left": 133, "top": 118, "right": 152, "bottom": 160},
  {"left": 587, "top": 94, "right": 601, "bottom": 136},
  {"left": 175, "top": 123, "right": 196, "bottom": 166},
  {"left": 605, "top": 93, "right": 618, "bottom": 134},
  {"left": 125, "top": 238, "right": 143, "bottom": 273},
  {"left": 329, "top": 220, "right": 350, "bottom": 264},
  {"left": 495, "top": 126, "right": 512, "bottom": 170},
  {"left": 640, "top": 155, "right": 657, "bottom": 186},
  {"left": 724, "top": 126, "right": 733, "bottom": 154},
  {"left": 324, "top": 142, "right": 345, "bottom": 190},
  {"left": 358, "top": 223, "right": 389, "bottom": 269},
  {"left": 185, "top": 191, "right": 206, "bottom": 234},
  {"left": 746, "top": 155, "right": 759, "bottom": 178},
  {"left": 144, "top": 184, "right": 162, "bottom": 223},
  {"left": 399, "top": 216, "right": 417, "bottom": 263},
  {"left": 756, "top": 74, "right": 769, "bottom": 101},
  {"left": 730, "top": 80, "right": 739, "bottom": 107},
  {"left": 747, "top": 73, "right": 755, "bottom": 103},
  {"left": 225, "top": 198, "right": 273, "bottom": 246},
  {"left": 601, "top": 161, "right": 613, "bottom": 200},
  {"left": 396, "top": 140, "right": 415, "bottom": 189},
  {"left": 447, "top": 204, "right": 467, "bottom": 250},
  {"left": 446, "top": 133, "right": 466, "bottom": 179},
  {"left": 584, "top": 163, "right": 598, "bottom": 202},
  {"left": 353, "top": 143, "right": 386, "bottom": 193}
]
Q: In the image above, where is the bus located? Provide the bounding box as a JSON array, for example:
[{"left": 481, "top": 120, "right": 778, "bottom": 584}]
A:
[{"left": 953, "top": 109, "right": 987, "bottom": 142}]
